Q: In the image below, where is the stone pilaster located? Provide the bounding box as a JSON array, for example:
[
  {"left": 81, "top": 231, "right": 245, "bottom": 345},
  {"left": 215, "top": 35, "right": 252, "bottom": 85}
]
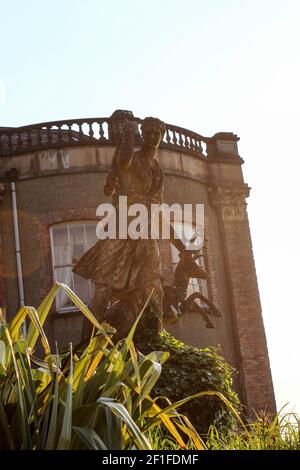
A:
[
  {"left": 209, "top": 183, "right": 276, "bottom": 415},
  {"left": 0, "top": 183, "right": 7, "bottom": 308}
]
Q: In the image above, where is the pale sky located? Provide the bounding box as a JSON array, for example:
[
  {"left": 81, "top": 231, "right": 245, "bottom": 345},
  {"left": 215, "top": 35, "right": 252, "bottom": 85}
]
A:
[{"left": 1, "top": 0, "right": 299, "bottom": 415}]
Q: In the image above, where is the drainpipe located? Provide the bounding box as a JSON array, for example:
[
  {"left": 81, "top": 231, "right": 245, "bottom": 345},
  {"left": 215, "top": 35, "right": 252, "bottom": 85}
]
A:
[{"left": 10, "top": 178, "right": 27, "bottom": 336}]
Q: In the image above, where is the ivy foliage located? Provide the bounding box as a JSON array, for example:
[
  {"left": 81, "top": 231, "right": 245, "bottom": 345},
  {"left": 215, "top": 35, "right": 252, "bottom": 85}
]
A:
[{"left": 134, "top": 306, "right": 241, "bottom": 435}]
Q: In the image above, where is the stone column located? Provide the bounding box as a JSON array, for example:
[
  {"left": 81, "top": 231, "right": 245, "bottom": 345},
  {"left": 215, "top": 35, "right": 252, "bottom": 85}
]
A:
[{"left": 207, "top": 133, "right": 276, "bottom": 416}]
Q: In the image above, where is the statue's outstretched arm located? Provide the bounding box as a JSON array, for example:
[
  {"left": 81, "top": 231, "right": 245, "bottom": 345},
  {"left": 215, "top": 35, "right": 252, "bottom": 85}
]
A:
[
  {"left": 116, "top": 120, "right": 135, "bottom": 168},
  {"left": 104, "top": 120, "right": 135, "bottom": 196}
]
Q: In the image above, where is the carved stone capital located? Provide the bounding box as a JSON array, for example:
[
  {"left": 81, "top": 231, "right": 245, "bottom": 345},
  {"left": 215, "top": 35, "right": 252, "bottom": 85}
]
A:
[{"left": 209, "top": 185, "right": 250, "bottom": 221}]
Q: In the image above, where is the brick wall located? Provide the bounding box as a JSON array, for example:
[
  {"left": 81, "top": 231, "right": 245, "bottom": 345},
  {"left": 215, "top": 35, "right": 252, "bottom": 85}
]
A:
[
  {"left": 210, "top": 185, "right": 276, "bottom": 415},
  {"left": 223, "top": 216, "right": 276, "bottom": 415}
]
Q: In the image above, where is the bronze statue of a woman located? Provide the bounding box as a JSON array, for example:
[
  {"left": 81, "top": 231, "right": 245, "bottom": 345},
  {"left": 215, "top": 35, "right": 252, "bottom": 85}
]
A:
[{"left": 73, "top": 117, "right": 166, "bottom": 336}]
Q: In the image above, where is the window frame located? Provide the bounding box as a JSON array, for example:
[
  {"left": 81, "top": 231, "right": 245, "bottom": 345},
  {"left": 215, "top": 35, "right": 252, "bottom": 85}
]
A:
[{"left": 50, "top": 220, "right": 97, "bottom": 313}]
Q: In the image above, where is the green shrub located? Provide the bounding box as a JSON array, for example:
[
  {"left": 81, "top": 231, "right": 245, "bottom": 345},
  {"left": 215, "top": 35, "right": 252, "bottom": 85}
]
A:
[{"left": 134, "top": 306, "right": 241, "bottom": 435}]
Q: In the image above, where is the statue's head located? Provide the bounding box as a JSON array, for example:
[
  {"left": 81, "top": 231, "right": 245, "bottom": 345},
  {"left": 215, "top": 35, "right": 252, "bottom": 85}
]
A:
[{"left": 141, "top": 117, "right": 166, "bottom": 151}]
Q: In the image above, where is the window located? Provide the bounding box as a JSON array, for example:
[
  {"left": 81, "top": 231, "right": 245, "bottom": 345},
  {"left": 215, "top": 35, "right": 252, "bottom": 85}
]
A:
[
  {"left": 50, "top": 221, "right": 98, "bottom": 312},
  {"left": 170, "top": 221, "right": 208, "bottom": 300}
]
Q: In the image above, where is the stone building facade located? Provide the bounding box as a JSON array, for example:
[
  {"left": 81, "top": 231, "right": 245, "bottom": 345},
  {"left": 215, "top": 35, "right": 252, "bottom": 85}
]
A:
[{"left": 0, "top": 110, "right": 276, "bottom": 415}]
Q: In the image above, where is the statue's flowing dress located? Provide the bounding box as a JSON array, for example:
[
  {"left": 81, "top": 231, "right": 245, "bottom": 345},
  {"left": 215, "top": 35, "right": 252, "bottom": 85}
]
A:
[{"left": 72, "top": 152, "right": 163, "bottom": 304}]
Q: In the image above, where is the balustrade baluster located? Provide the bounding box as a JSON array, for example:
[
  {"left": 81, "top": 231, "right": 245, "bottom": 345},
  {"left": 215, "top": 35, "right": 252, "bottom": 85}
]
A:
[
  {"left": 50, "top": 126, "right": 55, "bottom": 144},
  {"left": 89, "top": 122, "right": 94, "bottom": 139},
  {"left": 199, "top": 140, "right": 203, "bottom": 154},
  {"left": 172, "top": 130, "right": 178, "bottom": 145},
  {"left": 78, "top": 123, "right": 83, "bottom": 142},
  {"left": 2, "top": 135, "right": 7, "bottom": 154},
  {"left": 166, "top": 128, "right": 171, "bottom": 143},
  {"left": 184, "top": 134, "right": 189, "bottom": 149},
  {"left": 36, "top": 128, "right": 42, "bottom": 146},
  {"left": 28, "top": 129, "right": 34, "bottom": 148},
  {"left": 68, "top": 124, "right": 73, "bottom": 142},
  {"left": 8, "top": 134, "right": 14, "bottom": 150},
  {"left": 56, "top": 125, "right": 61, "bottom": 143},
  {"left": 99, "top": 122, "right": 105, "bottom": 141},
  {"left": 25, "top": 132, "right": 30, "bottom": 148},
  {"left": 14, "top": 133, "right": 19, "bottom": 150},
  {"left": 44, "top": 126, "right": 49, "bottom": 145}
]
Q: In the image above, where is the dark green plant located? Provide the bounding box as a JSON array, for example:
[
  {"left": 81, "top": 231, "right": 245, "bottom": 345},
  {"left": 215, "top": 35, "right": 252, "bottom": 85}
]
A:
[{"left": 134, "top": 306, "right": 241, "bottom": 435}]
